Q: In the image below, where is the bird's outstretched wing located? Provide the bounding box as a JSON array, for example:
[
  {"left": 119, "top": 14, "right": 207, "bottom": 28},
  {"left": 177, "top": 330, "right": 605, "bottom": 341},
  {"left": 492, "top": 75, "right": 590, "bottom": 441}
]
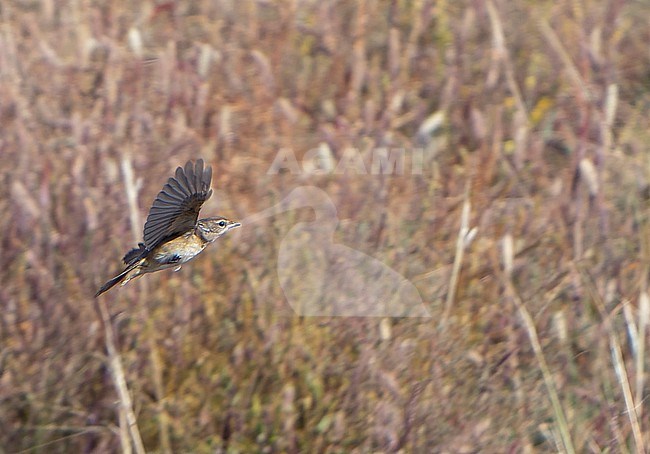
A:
[{"left": 141, "top": 159, "right": 213, "bottom": 251}]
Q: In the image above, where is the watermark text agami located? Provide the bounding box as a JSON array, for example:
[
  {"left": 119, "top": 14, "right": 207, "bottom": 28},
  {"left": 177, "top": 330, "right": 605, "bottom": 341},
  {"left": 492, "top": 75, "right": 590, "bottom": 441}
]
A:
[{"left": 267, "top": 145, "right": 425, "bottom": 176}]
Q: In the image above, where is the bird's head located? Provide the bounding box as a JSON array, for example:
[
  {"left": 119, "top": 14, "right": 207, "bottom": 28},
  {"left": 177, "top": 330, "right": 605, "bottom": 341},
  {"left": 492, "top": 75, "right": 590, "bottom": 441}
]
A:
[{"left": 196, "top": 217, "right": 241, "bottom": 242}]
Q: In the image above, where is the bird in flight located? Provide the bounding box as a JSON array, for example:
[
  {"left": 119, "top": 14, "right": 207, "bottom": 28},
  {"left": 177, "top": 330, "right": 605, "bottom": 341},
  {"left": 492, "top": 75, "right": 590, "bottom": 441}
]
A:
[{"left": 95, "top": 159, "right": 241, "bottom": 297}]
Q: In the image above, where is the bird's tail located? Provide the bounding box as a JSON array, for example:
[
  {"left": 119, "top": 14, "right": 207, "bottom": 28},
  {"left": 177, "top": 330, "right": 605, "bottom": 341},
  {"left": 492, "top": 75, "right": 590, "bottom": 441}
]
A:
[{"left": 94, "top": 263, "right": 140, "bottom": 298}]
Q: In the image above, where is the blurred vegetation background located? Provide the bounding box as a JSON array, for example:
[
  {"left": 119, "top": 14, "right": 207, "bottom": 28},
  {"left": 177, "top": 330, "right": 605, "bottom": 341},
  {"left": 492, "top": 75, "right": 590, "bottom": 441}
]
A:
[{"left": 2, "top": 0, "right": 650, "bottom": 452}]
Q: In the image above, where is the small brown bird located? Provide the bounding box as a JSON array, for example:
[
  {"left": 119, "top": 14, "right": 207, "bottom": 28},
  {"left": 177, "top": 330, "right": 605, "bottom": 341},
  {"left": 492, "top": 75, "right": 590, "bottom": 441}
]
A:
[{"left": 95, "top": 159, "right": 240, "bottom": 297}]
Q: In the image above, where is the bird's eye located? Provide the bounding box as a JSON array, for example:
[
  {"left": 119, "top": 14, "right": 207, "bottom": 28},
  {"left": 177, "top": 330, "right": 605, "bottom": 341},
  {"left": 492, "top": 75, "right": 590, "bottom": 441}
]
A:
[{"left": 218, "top": 220, "right": 227, "bottom": 228}]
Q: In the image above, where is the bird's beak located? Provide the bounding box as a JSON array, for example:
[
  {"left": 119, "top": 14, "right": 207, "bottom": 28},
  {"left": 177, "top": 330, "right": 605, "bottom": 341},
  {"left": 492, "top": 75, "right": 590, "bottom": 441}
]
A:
[{"left": 229, "top": 221, "right": 242, "bottom": 230}]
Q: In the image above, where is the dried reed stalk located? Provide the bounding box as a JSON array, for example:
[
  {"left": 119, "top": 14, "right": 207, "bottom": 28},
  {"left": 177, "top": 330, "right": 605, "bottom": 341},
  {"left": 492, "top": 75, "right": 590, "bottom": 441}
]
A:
[
  {"left": 579, "top": 267, "right": 644, "bottom": 454},
  {"left": 502, "top": 234, "right": 576, "bottom": 454},
  {"left": 121, "top": 155, "right": 172, "bottom": 453},
  {"left": 93, "top": 296, "right": 145, "bottom": 454},
  {"left": 440, "top": 183, "right": 472, "bottom": 328}
]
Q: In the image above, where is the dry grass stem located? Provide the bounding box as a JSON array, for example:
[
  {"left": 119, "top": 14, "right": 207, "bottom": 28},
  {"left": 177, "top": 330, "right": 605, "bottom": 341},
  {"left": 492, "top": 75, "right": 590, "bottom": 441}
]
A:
[
  {"left": 120, "top": 155, "right": 172, "bottom": 453},
  {"left": 440, "top": 185, "right": 472, "bottom": 329},
  {"left": 538, "top": 18, "right": 593, "bottom": 101},
  {"left": 502, "top": 235, "right": 575, "bottom": 454},
  {"left": 580, "top": 267, "right": 645, "bottom": 454},
  {"left": 636, "top": 292, "right": 649, "bottom": 423},
  {"left": 94, "top": 297, "right": 145, "bottom": 454}
]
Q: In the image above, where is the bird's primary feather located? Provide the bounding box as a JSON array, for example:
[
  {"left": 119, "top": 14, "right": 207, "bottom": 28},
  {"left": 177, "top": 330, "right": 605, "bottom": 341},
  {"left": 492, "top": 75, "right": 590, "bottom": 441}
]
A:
[{"left": 142, "top": 159, "right": 213, "bottom": 250}]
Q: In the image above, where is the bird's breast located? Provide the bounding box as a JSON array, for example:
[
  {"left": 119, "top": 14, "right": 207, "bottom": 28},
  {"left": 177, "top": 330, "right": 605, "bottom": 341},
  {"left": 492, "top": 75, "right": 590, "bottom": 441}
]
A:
[{"left": 151, "top": 232, "right": 207, "bottom": 265}]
